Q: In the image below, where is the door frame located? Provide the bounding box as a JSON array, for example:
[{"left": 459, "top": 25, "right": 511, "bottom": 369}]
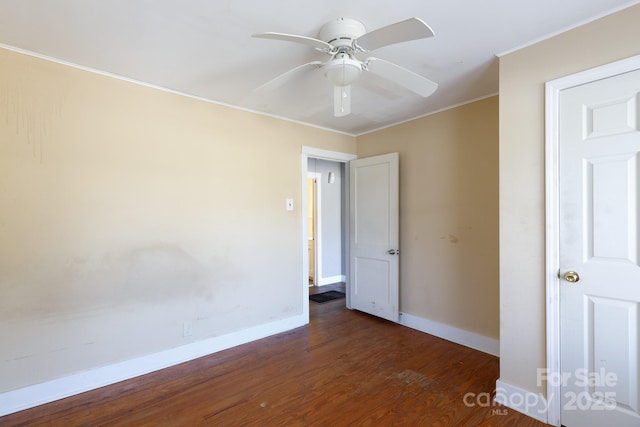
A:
[
  {"left": 307, "top": 172, "right": 321, "bottom": 287},
  {"left": 301, "top": 146, "right": 357, "bottom": 323},
  {"left": 544, "top": 53, "right": 640, "bottom": 427}
]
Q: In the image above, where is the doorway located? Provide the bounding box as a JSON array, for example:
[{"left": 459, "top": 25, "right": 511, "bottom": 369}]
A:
[
  {"left": 307, "top": 158, "right": 346, "bottom": 288},
  {"left": 300, "top": 147, "right": 356, "bottom": 323}
]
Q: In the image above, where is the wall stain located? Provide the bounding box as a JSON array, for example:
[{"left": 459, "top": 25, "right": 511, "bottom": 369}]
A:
[
  {"left": 1, "top": 72, "right": 67, "bottom": 163},
  {"left": 0, "top": 242, "right": 242, "bottom": 323},
  {"left": 122, "top": 243, "right": 209, "bottom": 304}
]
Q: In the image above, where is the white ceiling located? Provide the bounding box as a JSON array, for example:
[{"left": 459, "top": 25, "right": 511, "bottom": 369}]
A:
[{"left": 0, "top": 0, "right": 638, "bottom": 135}]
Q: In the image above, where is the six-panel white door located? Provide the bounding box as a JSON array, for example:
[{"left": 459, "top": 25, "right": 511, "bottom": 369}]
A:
[
  {"left": 349, "top": 153, "right": 399, "bottom": 322},
  {"left": 559, "top": 68, "right": 640, "bottom": 426}
]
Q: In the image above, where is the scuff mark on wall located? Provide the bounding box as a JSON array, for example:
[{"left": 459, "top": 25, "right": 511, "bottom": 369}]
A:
[
  {"left": 438, "top": 234, "right": 460, "bottom": 244},
  {"left": 10, "top": 354, "right": 34, "bottom": 361}
]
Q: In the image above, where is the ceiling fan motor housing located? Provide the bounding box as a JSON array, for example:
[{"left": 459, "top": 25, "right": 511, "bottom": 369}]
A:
[
  {"left": 319, "top": 18, "right": 366, "bottom": 86},
  {"left": 319, "top": 17, "right": 366, "bottom": 47}
]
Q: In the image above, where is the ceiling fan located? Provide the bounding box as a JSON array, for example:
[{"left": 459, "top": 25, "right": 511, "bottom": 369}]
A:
[{"left": 253, "top": 17, "right": 438, "bottom": 117}]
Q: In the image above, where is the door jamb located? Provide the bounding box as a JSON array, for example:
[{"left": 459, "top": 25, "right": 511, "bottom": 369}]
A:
[
  {"left": 301, "top": 147, "right": 357, "bottom": 323},
  {"left": 544, "top": 54, "right": 640, "bottom": 427},
  {"left": 307, "top": 172, "right": 321, "bottom": 287}
]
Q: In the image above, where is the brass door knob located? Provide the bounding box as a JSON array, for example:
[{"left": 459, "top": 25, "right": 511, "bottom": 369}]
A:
[{"left": 563, "top": 271, "right": 580, "bottom": 283}]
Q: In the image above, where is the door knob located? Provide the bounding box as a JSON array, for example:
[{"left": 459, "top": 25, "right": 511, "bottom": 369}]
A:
[
  {"left": 388, "top": 249, "right": 396, "bottom": 255},
  {"left": 563, "top": 271, "right": 580, "bottom": 283}
]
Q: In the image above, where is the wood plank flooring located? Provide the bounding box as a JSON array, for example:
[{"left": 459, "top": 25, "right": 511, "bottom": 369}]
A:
[{"left": 1, "top": 298, "right": 548, "bottom": 426}]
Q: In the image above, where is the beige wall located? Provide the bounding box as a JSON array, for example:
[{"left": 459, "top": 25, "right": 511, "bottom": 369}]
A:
[
  {"left": 357, "top": 96, "right": 499, "bottom": 340},
  {"left": 0, "top": 47, "right": 355, "bottom": 392},
  {"left": 499, "top": 4, "right": 640, "bottom": 395}
]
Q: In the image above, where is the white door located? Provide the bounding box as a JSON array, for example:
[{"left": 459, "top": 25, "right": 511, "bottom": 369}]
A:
[
  {"left": 349, "top": 153, "right": 399, "bottom": 322},
  {"left": 559, "top": 68, "right": 640, "bottom": 426}
]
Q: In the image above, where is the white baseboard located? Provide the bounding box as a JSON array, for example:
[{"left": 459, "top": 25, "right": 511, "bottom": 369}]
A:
[
  {"left": 399, "top": 312, "right": 500, "bottom": 356},
  {"left": 318, "top": 274, "right": 346, "bottom": 286},
  {"left": 494, "top": 379, "right": 548, "bottom": 424},
  {"left": 0, "top": 314, "right": 307, "bottom": 417}
]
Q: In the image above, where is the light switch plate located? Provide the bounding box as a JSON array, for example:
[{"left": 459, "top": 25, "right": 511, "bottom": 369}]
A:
[{"left": 286, "top": 198, "right": 294, "bottom": 211}]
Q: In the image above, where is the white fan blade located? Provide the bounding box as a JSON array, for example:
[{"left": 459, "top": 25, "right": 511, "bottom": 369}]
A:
[
  {"left": 334, "top": 85, "right": 351, "bottom": 117},
  {"left": 354, "top": 18, "right": 434, "bottom": 52},
  {"left": 365, "top": 57, "right": 438, "bottom": 97},
  {"left": 253, "top": 32, "right": 332, "bottom": 52},
  {"left": 255, "top": 61, "right": 324, "bottom": 94}
]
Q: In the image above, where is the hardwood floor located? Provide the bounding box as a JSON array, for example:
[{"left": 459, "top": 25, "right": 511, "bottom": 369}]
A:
[{"left": 1, "top": 299, "right": 548, "bottom": 426}]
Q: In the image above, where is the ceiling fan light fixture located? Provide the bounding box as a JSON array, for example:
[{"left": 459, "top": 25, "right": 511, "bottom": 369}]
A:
[{"left": 324, "top": 56, "right": 362, "bottom": 86}]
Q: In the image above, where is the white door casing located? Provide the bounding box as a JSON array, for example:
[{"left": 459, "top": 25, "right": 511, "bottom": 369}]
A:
[
  {"left": 307, "top": 173, "right": 320, "bottom": 287},
  {"left": 349, "top": 153, "right": 400, "bottom": 322},
  {"left": 555, "top": 66, "right": 640, "bottom": 426}
]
